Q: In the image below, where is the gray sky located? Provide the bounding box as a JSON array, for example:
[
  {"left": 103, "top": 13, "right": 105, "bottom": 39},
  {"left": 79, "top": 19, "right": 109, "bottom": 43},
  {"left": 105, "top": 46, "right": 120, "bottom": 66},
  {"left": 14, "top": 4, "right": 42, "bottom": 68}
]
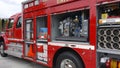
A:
[{"left": 0, "top": 0, "right": 26, "bottom": 18}]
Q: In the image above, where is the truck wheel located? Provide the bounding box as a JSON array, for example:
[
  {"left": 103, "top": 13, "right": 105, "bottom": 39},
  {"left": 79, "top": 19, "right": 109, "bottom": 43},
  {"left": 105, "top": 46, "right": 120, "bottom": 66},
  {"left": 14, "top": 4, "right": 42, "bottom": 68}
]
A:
[
  {"left": 0, "top": 42, "right": 7, "bottom": 57},
  {"left": 55, "top": 52, "right": 84, "bottom": 68}
]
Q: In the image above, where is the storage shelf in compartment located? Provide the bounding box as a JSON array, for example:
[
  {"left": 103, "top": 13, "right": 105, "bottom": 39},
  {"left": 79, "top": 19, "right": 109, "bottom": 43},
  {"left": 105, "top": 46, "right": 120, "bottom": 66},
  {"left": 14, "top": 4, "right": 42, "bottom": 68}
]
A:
[
  {"left": 98, "top": 24, "right": 120, "bottom": 28},
  {"left": 37, "top": 39, "right": 47, "bottom": 42},
  {"left": 56, "top": 36, "right": 88, "bottom": 42},
  {"left": 97, "top": 49, "right": 120, "bottom": 55}
]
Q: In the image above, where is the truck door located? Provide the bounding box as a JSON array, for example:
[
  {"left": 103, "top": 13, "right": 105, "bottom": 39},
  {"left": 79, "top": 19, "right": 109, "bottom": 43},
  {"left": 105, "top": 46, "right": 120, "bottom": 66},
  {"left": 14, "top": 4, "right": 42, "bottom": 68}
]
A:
[
  {"left": 5, "top": 16, "right": 23, "bottom": 58},
  {"left": 36, "top": 16, "right": 48, "bottom": 62},
  {"left": 14, "top": 17, "right": 22, "bottom": 39},
  {"left": 24, "top": 19, "right": 35, "bottom": 59},
  {"left": 6, "top": 19, "right": 14, "bottom": 38}
]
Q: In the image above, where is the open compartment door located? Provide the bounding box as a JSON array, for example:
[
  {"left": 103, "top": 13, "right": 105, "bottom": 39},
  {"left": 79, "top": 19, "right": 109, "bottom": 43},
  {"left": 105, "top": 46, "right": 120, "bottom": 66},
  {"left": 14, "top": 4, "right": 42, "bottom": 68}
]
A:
[
  {"left": 24, "top": 19, "right": 35, "bottom": 59},
  {"left": 36, "top": 16, "right": 48, "bottom": 63}
]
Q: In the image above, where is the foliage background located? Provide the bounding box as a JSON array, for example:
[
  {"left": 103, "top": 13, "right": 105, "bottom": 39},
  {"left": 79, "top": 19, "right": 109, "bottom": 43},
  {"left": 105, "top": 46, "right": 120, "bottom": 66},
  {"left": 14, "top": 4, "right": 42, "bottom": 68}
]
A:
[{"left": 0, "top": 18, "right": 8, "bottom": 31}]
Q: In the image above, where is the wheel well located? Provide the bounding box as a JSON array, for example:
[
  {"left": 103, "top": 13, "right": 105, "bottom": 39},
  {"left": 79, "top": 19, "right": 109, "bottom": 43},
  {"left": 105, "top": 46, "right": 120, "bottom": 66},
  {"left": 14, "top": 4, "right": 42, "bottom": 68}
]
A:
[
  {"left": 53, "top": 47, "right": 85, "bottom": 68},
  {"left": 0, "top": 37, "right": 4, "bottom": 42}
]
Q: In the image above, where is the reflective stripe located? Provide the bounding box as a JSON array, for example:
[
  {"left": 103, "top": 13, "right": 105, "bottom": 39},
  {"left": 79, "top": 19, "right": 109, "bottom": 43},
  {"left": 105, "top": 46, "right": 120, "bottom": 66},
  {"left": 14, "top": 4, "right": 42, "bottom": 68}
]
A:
[
  {"left": 48, "top": 42, "right": 95, "bottom": 50},
  {"left": 8, "top": 38, "right": 24, "bottom": 42}
]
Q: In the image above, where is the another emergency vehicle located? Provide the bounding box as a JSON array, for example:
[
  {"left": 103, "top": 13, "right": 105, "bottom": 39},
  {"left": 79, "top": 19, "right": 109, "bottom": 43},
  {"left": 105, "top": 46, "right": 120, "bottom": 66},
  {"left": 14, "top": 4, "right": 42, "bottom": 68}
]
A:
[{"left": 1, "top": 0, "right": 120, "bottom": 68}]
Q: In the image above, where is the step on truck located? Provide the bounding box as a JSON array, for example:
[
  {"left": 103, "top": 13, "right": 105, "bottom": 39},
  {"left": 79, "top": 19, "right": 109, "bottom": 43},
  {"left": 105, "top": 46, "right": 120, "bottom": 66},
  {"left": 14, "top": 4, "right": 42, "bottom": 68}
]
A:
[{"left": 1, "top": 0, "right": 120, "bottom": 68}]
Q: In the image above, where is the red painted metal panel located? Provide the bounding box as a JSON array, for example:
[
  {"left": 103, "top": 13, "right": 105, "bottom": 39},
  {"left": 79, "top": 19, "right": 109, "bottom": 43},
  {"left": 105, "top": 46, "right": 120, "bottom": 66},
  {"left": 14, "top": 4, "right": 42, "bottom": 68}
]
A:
[
  {"left": 46, "top": 0, "right": 75, "bottom": 7},
  {"left": 24, "top": 0, "right": 89, "bottom": 14},
  {"left": 23, "top": 0, "right": 76, "bottom": 11},
  {"left": 14, "top": 28, "right": 22, "bottom": 39},
  {"left": 13, "top": 14, "right": 22, "bottom": 39},
  {"left": 22, "top": 0, "right": 97, "bottom": 68},
  {"left": 97, "top": 0, "right": 105, "bottom": 3},
  {"left": 34, "top": 9, "right": 47, "bottom": 17},
  {"left": 48, "top": 45, "right": 96, "bottom": 68},
  {"left": 50, "top": 0, "right": 89, "bottom": 14},
  {"left": 24, "top": 12, "right": 34, "bottom": 19},
  {"left": 89, "top": 0, "right": 97, "bottom": 68}
]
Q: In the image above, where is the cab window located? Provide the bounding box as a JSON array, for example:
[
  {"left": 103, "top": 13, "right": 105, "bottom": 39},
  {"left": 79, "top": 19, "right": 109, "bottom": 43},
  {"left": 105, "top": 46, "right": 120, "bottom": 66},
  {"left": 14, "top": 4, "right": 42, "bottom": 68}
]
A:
[
  {"left": 16, "top": 17, "right": 22, "bottom": 28},
  {"left": 8, "top": 19, "right": 14, "bottom": 28}
]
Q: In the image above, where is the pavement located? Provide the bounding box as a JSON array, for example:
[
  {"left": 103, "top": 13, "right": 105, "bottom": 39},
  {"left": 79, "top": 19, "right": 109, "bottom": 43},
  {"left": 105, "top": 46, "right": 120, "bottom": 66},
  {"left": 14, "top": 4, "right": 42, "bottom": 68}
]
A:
[{"left": 0, "top": 55, "right": 48, "bottom": 68}]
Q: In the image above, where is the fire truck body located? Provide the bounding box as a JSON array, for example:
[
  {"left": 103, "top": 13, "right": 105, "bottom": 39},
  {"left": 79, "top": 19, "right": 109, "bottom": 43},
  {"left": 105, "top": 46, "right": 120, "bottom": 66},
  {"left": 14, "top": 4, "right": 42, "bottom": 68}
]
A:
[
  {"left": 22, "top": 0, "right": 95, "bottom": 68},
  {"left": 1, "top": 0, "right": 120, "bottom": 68}
]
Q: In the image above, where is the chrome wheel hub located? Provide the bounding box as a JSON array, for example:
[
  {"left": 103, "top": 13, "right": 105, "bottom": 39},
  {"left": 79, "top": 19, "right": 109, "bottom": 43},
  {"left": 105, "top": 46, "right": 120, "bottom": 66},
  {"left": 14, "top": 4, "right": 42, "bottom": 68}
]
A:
[{"left": 61, "top": 59, "right": 76, "bottom": 68}]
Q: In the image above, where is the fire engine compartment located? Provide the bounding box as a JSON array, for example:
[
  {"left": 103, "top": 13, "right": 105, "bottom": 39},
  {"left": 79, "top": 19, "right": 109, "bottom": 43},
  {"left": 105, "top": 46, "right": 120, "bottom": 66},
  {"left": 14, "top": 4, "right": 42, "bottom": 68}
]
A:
[
  {"left": 97, "top": 2, "right": 120, "bottom": 68},
  {"left": 36, "top": 16, "right": 47, "bottom": 42},
  {"left": 51, "top": 10, "right": 89, "bottom": 42},
  {"left": 97, "top": 2, "right": 120, "bottom": 51}
]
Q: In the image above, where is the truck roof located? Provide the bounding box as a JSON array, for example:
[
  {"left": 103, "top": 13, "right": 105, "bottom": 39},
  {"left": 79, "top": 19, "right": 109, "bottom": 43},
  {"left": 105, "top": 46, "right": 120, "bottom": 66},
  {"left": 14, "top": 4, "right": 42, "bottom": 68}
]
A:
[{"left": 10, "top": 13, "right": 21, "bottom": 18}]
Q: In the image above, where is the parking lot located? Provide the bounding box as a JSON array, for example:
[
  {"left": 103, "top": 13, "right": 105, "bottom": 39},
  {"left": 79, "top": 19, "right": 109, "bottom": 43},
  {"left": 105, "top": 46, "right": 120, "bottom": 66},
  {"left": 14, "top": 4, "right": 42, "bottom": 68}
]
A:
[{"left": 0, "top": 55, "right": 48, "bottom": 68}]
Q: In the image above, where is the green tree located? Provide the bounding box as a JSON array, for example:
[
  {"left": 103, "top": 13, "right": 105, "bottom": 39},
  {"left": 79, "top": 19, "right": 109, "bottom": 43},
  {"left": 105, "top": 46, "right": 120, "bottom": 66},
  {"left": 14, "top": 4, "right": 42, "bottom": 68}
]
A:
[{"left": 0, "top": 18, "right": 8, "bottom": 31}]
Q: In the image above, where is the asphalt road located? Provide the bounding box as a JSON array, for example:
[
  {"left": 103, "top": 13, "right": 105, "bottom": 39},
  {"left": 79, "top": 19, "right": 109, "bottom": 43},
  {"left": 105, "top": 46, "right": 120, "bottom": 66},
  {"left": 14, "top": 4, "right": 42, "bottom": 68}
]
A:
[{"left": 0, "top": 55, "right": 48, "bottom": 68}]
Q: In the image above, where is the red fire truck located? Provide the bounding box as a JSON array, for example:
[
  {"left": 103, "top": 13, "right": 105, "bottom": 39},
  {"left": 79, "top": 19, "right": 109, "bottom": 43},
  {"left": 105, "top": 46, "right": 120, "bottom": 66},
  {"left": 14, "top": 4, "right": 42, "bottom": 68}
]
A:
[{"left": 1, "top": 0, "right": 120, "bottom": 68}]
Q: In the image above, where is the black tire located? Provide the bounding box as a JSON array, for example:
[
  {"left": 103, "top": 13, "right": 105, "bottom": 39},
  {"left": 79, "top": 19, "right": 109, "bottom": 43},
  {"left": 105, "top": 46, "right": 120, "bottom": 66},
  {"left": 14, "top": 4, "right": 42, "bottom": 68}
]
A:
[
  {"left": 0, "top": 42, "right": 7, "bottom": 57},
  {"left": 54, "top": 52, "right": 84, "bottom": 68}
]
